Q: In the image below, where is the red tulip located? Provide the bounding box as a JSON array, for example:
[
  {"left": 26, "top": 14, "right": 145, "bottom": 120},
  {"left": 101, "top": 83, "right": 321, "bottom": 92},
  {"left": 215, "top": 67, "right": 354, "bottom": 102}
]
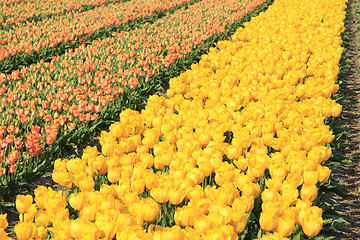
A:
[
  {"left": 42, "top": 101, "right": 49, "bottom": 109},
  {"left": 25, "top": 137, "right": 34, "bottom": 149},
  {"left": 31, "top": 126, "right": 40, "bottom": 135},
  {"left": 0, "top": 126, "right": 6, "bottom": 135},
  {"left": 6, "top": 150, "right": 20, "bottom": 165},
  {"left": 20, "top": 115, "right": 29, "bottom": 124},
  {"left": 0, "top": 168, "right": 5, "bottom": 177},
  {"left": 14, "top": 138, "right": 23, "bottom": 149},
  {"left": 7, "top": 125, "right": 15, "bottom": 134},
  {"left": 31, "top": 90, "right": 38, "bottom": 97},
  {"left": 44, "top": 115, "right": 52, "bottom": 122}
]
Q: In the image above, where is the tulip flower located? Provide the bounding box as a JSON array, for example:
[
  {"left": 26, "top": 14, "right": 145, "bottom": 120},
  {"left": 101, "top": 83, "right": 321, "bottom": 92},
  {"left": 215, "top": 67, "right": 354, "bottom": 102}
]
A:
[
  {"left": 300, "top": 184, "right": 318, "bottom": 201},
  {"left": 0, "top": 214, "right": 8, "bottom": 229},
  {"left": 259, "top": 210, "right": 279, "bottom": 232},
  {"left": 16, "top": 195, "right": 34, "bottom": 214},
  {"left": 35, "top": 210, "right": 51, "bottom": 227},
  {"left": 0, "top": 229, "right": 12, "bottom": 240},
  {"left": 302, "top": 215, "right": 324, "bottom": 237},
  {"left": 14, "top": 222, "right": 36, "bottom": 240}
]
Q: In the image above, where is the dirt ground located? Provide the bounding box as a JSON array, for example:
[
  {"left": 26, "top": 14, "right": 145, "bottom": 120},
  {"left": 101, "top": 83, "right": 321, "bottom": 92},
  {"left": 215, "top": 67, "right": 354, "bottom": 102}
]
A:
[{"left": 322, "top": 0, "right": 360, "bottom": 239}]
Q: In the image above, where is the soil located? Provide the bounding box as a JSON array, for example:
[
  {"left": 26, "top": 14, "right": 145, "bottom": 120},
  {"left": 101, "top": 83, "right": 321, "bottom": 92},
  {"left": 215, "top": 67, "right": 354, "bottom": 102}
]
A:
[{"left": 321, "top": 0, "right": 360, "bottom": 239}]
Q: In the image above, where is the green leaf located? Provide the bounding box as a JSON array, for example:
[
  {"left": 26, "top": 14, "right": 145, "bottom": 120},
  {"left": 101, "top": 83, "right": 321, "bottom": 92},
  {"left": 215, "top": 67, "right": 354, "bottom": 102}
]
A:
[{"left": 0, "top": 202, "right": 15, "bottom": 208}]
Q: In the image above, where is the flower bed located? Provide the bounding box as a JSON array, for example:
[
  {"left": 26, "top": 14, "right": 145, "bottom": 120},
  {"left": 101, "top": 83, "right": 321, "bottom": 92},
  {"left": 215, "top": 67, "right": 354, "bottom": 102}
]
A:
[
  {"left": 0, "top": 0, "right": 267, "bottom": 199},
  {"left": 0, "top": 0, "right": 127, "bottom": 29},
  {"left": 0, "top": 0, "right": 197, "bottom": 73},
  {"left": 0, "top": 0, "right": 347, "bottom": 238}
]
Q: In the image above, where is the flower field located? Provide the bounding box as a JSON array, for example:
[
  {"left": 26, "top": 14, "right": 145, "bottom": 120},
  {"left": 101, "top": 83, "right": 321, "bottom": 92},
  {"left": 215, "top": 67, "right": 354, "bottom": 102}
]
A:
[
  {"left": 0, "top": 0, "right": 200, "bottom": 73},
  {"left": 0, "top": 0, "right": 127, "bottom": 29},
  {"left": 0, "top": 0, "right": 353, "bottom": 238}
]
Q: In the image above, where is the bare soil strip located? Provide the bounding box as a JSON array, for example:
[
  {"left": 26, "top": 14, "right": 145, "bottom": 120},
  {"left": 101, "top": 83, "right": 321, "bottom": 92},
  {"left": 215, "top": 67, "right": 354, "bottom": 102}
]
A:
[{"left": 325, "top": 0, "right": 360, "bottom": 238}]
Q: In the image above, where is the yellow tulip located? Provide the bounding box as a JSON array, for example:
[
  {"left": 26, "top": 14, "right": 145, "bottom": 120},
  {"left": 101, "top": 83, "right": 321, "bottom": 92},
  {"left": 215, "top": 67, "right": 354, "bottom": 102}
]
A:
[
  {"left": 91, "top": 155, "right": 108, "bottom": 175},
  {"left": 16, "top": 195, "right": 33, "bottom": 214},
  {"left": 174, "top": 206, "right": 199, "bottom": 227},
  {"left": 78, "top": 176, "right": 95, "bottom": 192},
  {"left": 232, "top": 217, "right": 247, "bottom": 234},
  {"left": 269, "top": 164, "right": 288, "bottom": 181},
  {"left": 275, "top": 216, "right": 295, "bottom": 237},
  {"left": 169, "top": 188, "right": 186, "bottom": 206},
  {"left": 14, "top": 222, "right": 35, "bottom": 240},
  {"left": 95, "top": 220, "right": 117, "bottom": 239},
  {"left": 186, "top": 185, "right": 203, "bottom": 201},
  {"left": 303, "top": 170, "right": 319, "bottom": 185},
  {"left": 259, "top": 210, "right": 279, "bottom": 232},
  {"left": 261, "top": 188, "right": 279, "bottom": 203},
  {"left": 241, "top": 182, "right": 260, "bottom": 198},
  {"left": 107, "top": 167, "right": 121, "bottom": 183},
  {"left": 317, "top": 165, "right": 331, "bottom": 183},
  {"left": 35, "top": 210, "right": 51, "bottom": 227},
  {"left": 302, "top": 215, "right": 323, "bottom": 237},
  {"left": 102, "top": 143, "right": 114, "bottom": 157},
  {"left": 144, "top": 172, "right": 159, "bottom": 190},
  {"left": 0, "top": 214, "right": 8, "bottom": 229},
  {"left": 141, "top": 198, "right": 160, "bottom": 223},
  {"left": 0, "top": 229, "right": 12, "bottom": 240},
  {"left": 300, "top": 184, "right": 318, "bottom": 201},
  {"left": 193, "top": 215, "right": 212, "bottom": 235},
  {"left": 151, "top": 187, "right": 169, "bottom": 204},
  {"left": 52, "top": 170, "right": 74, "bottom": 189},
  {"left": 70, "top": 219, "right": 86, "bottom": 239},
  {"left": 35, "top": 225, "right": 47, "bottom": 239},
  {"left": 21, "top": 204, "right": 37, "bottom": 222}
]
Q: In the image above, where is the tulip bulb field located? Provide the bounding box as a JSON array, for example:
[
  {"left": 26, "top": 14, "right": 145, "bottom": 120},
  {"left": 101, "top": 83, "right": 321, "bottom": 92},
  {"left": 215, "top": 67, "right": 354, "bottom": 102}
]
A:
[{"left": 0, "top": 0, "right": 357, "bottom": 238}]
